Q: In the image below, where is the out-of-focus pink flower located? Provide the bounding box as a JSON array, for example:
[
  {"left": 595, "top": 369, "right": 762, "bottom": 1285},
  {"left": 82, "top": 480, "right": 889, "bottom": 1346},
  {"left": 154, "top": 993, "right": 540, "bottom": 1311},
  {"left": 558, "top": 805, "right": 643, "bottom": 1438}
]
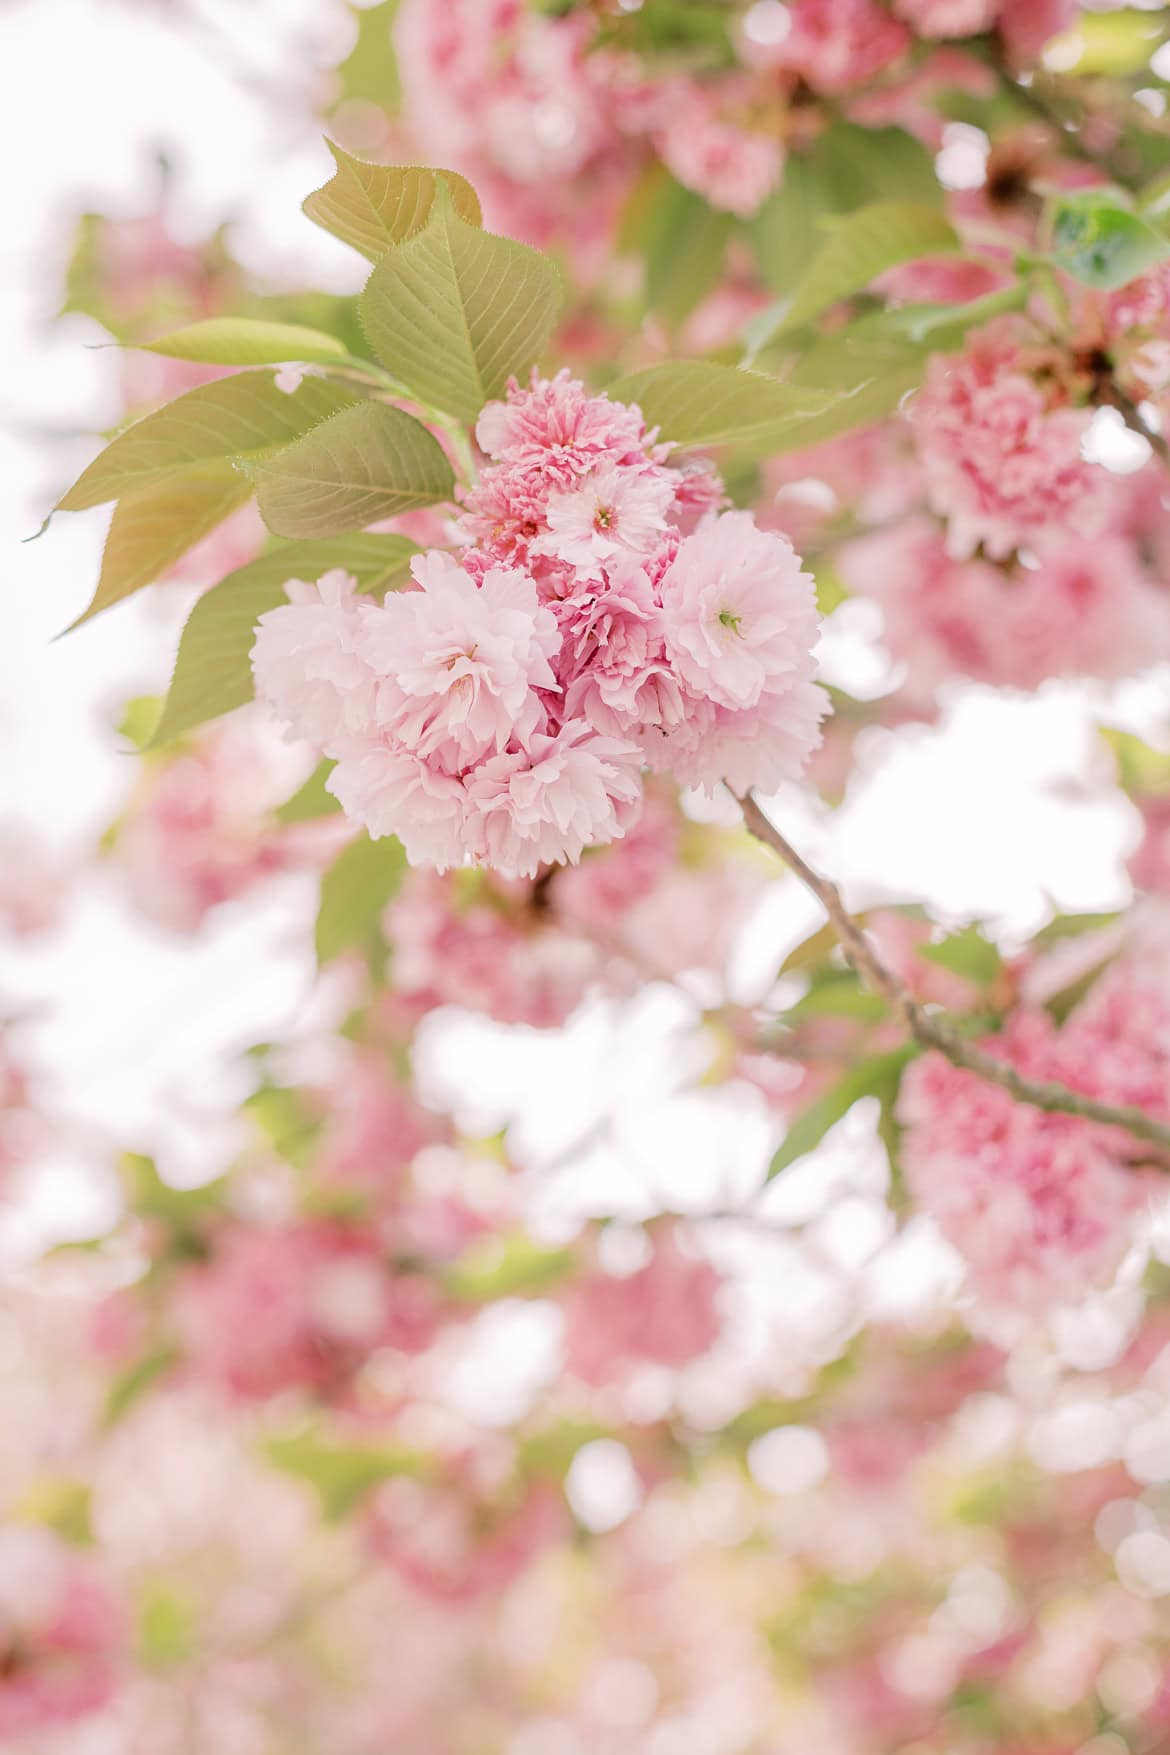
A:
[
  {"left": 562, "top": 1229, "right": 723, "bottom": 1384},
  {"left": 839, "top": 516, "right": 1170, "bottom": 703},
  {"left": 910, "top": 323, "right": 1108, "bottom": 558},
  {"left": 0, "top": 825, "right": 67, "bottom": 937},
  {"left": 175, "top": 1221, "right": 438, "bottom": 1400},
  {"left": 744, "top": 0, "right": 911, "bottom": 92},
  {"left": 1130, "top": 793, "right": 1170, "bottom": 894},
  {"left": 0, "top": 1528, "right": 124, "bottom": 1737},
  {"left": 652, "top": 80, "right": 784, "bottom": 218},
  {"left": 368, "top": 1472, "right": 567, "bottom": 1603},
  {"left": 899, "top": 930, "right": 1170, "bottom": 1324},
  {"left": 893, "top": 0, "right": 998, "bottom": 38}
]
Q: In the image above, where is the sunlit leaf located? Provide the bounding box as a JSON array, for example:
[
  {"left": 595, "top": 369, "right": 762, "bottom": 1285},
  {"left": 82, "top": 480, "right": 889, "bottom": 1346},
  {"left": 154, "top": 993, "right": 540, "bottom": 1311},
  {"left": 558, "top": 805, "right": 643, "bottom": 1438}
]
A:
[
  {"left": 57, "top": 373, "right": 359, "bottom": 510},
  {"left": 303, "top": 143, "right": 482, "bottom": 261},
  {"left": 1049, "top": 186, "right": 1170, "bottom": 290},
  {"left": 142, "top": 318, "right": 349, "bottom": 366},
  {"left": 251, "top": 401, "right": 454, "bottom": 538},
  {"left": 605, "top": 361, "right": 844, "bottom": 452},
  {"left": 767, "top": 1047, "right": 917, "bottom": 1179},
  {"left": 265, "top": 1427, "right": 429, "bottom": 1520},
  {"left": 360, "top": 183, "right": 563, "bottom": 422},
  {"left": 315, "top": 831, "right": 408, "bottom": 965}
]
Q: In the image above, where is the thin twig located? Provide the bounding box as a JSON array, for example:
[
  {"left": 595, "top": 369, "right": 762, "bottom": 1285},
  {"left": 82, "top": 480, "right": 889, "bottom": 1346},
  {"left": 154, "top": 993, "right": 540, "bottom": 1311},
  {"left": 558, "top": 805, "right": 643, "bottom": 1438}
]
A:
[{"left": 738, "top": 792, "right": 1170, "bottom": 1159}]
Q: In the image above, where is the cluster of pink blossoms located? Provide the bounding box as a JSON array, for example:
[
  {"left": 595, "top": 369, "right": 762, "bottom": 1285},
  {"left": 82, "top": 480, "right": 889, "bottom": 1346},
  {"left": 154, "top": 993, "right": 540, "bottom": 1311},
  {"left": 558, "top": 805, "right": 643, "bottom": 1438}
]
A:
[
  {"left": 899, "top": 925, "right": 1170, "bottom": 1325},
  {"left": 911, "top": 320, "right": 1109, "bottom": 559},
  {"left": 252, "top": 373, "right": 826, "bottom": 879}
]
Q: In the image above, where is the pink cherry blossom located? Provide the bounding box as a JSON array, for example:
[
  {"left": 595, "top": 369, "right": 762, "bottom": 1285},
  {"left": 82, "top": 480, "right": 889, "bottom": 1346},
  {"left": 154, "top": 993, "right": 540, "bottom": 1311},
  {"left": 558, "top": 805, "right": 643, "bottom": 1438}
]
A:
[
  {"left": 359, "top": 552, "right": 560, "bottom": 771},
  {"left": 0, "top": 1528, "right": 124, "bottom": 1737},
  {"left": 660, "top": 511, "right": 822, "bottom": 711},
  {"left": 893, "top": 0, "right": 998, "bottom": 37},
  {"left": 653, "top": 81, "right": 784, "bottom": 218},
  {"left": 251, "top": 568, "right": 378, "bottom": 747},
  {"left": 562, "top": 1229, "right": 723, "bottom": 1384},
  {"left": 745, "top": 0, "right": 912, "bottom": 92},
  {"left": 910, "top": 323, "right": 1109, "bottom": 558},
  {"left": 466, "top": 719, "right": 644, "bottom": 880},
  {"left": 328, "top": 739, "right": 472, "bottom": 872},
  {"left": 559, "top": 559, "right": 684, "bottom": 736},
  {"left": 652, "top": 679, "right": 830, "bottom": 795},
  {"left": 533, "top": 462, "right": 676, "bottom": 576}
]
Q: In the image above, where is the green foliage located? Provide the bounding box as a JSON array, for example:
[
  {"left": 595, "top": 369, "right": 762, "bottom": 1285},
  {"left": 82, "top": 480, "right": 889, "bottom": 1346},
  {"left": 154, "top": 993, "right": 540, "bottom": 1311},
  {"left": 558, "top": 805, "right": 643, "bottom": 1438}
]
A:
[
  {"left": 1101, "top": 725, "right": 1170, "bottom": 794},
  {"left": 303, "top": 144, "right": 482, "bottom": 260},
  {"left": 121, "top": 1151, "right": 226, "bottom": 1230},
  {"left": 329, "top": 1, "right": 402, "bottom": 110},
  {"left": 630, "top": 169, "right": 734, "bottom": 323},
  {"left": 68, "top": 464, "right": 252, "bottom": 629},
  {"left": 104, "top": 1346, "right": 182, "bottom": 1427},
  {"left": 751, "top": 201, "right": 961, "bottom": 348},
  {"left": 274, "top": 761, "right": 343, "bottom": 824},
  {"left": 142, "top": 317, "right": 350, "bottom": 366},
  {"left": 138, "top": 1584, "right": 197, "bottom": 1668},
  {"left": 150, "top": 533, "right": 418, "bottom": 745},
  {"left": 767, "top": 1046, "right": 918, "bottom": 1180},
  {"left": 359, "top": 183, "right": 563, "bottom": 422},
  {"left": 443, "top": 1234, "right": 577, "bottom": 1302},
  {"left": 919, "top": 927, "right": 1003, "bottom": 986},
  {"left": 16, "top": 1477, "right": 94, "bottom": 1546},
  {"left": 606, "top": 361, "right": 842, "bottom": 452},
  {"left": 1048, "top": 186, "right": 1170, "bottom": 289},
  {"left": 750, "top": 124, "right": 942, "bottom": 297},
  {"left": 56, "top": 372, "right": 358, "bottom": 511},
  {"left": 265, "top": 1426, "right": 429, "bottom": 1520},
  {"left": 781, "top": 968, "right": 887, "bottom": 1025},
  {"left": 315, "top": 832, "right": 408, "bottom": 965},
  {"left": 251, "top": 401, "right": 455, "bottom": 538},
  {"left": 1052, "top": 8, "right": 1168, "bottom": 76}
]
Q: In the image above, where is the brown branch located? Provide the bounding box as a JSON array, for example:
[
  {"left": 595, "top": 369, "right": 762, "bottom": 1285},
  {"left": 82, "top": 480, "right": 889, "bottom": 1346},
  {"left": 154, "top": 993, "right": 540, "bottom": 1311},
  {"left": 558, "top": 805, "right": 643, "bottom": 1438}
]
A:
[{"left": 738, "top": 792, "right": 1170, "bottom": 1159}]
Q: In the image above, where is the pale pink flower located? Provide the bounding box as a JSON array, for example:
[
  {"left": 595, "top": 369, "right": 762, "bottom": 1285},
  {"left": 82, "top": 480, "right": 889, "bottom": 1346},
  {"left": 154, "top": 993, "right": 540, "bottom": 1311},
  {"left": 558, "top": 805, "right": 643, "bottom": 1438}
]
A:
[
  {"left": 328, "top": 739, "right": 471, "bottom": 872},
  {"left": 175, "top": 1221, "right": 438, "bottom": 1400},
  {"left": 559, "top": 558, "right": 684, "bottom": 735},
  {"left": 466, "top": 719, "right": 644, "bottom": 879},
  {"left": 893, "top": 0, "right": 998, "bottom": 37},
  {"left": 745, "top": 0, "right": 911, "bottom": 92},
  {"left": 0, "top": 1528, "right": 124, "bottom": 1737},
  {"left": 1131, "top": 794, "right": 1170, "bottom": 894},
  {"left": 911, "top": 324, "right": 1108, "bottom": 558},
  {"left": 562, "top": 1229, "right": 723, "bottom": 1384},
  {"left": 534, "top": 462, "right": 676, "bottom": 575},
  {"left": 359, "top": 552, "right": 560, "bottom": 771},
  {"left": 839, "top": 516, "right": 1170, "bottom": 702},
  {"left": 251, "top": 568, "right": 377, "bottom": 746},
  {"left": 368, "top": 1472, "right": 567, "bottom": 1603},
  {"left": 660, "top": 511, "right": 821, "bottom": 711},
  {"left": 651, "top": 680, "right": 829, "bottom": 795},
  {"left": 654, "top": 85, "right": 784, "bottom": 218}
]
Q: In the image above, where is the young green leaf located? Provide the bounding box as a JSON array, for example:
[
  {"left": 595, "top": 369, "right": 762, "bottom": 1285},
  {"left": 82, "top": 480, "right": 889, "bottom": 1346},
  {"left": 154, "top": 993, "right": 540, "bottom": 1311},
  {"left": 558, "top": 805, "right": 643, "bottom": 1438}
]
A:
[
  {"left": 57, "top": 373, "right": 359, "bottom": 511},
  {"left": 141, "top": 318, "right": 349, "bottom": 366},
  {"left": 265, "top": 1427, "right": 429, "bottom": 1521},
  {"left": 919, "top": 927, "right": 1003, "bottom": 986},
  {"left": 315, "top": 831, "right": 408, "bottom": 965},
  {"left": 1049, "top": 187, "right": 1170, "bottom": 289},
  {"left": 67, "top": 464, "right": 252, "bottom": 629},
  {"left": 150, "top": 533, "right": 418, "bottom": 745},
  {"left": 303, "top": 143, "right": 482, "bottom": 260},
  {"left": 752, "top": 201, "right": 960, "bottom": 349},
  {"left": 767, "top": 1047, "right": 917, "bottom": 1179},
  {"left": 359, "top": 184, "right": 563, "bottom": 422},
  {"left": 274, "top": 761, "right": 343, "bottom": 825},
  {"left": 605, "top": 361, "right": 844, "bottom": 451},
  {"left": 251, "top": 401, "right": 455, "bottom": 538}
]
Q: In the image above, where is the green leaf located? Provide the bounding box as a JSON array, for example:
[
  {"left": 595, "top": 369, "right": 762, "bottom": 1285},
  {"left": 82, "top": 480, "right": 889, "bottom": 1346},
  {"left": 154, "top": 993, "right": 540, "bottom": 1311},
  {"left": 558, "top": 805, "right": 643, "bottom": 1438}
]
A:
[
  {"left": 275, "top": 760, "right": 343, "bottom": 824},
  {"left": 443, "top": 1234, "right": 576, "bottom": 1301},
  {"left": 303, "top": 143, "right": 482, "bottom": 261},
  {"left": 330, "top": 1, "right": 401, "bottom": 109},
  {"left": 15, "top": 1478, "right": 93, "bottom": 1546},
  {"left": 67, "top": 463, "right": 252, "bottom": 629},
  {"left": 919, "top": 927, "right": 1003, "bottom": 985},
  {"left": 630, "top": 169, "right": 733, "bottom": 324},
  {"left": 1034, "top": 909, "right": 1124, "bottom": 946},
  {"left": 265, "top": 1427, "right": 428, "bottom": 1520},
  {"left": 1048, "top": 9, "right": 1167, "bottom": 76},
  {"left": 150, "top": 533, "right": 418, "bottom": 745},
  {"left": 752, "top": 202, "right": 961, "bottom": 348},
  {"left": 781, "top": 969, "right": 886, "bottom": 1024},
  {"left": 605, "top": 361, "right": 844, "bottom": 452},
  {"left": 1101, "top": 725, "right": 1170, "bottom": 794},
  {"left": 57, "top": 372, "right": 359, "bottom": 511},
  {"left": 767, "top": 1047, "right": 917, "bottom": 1179},
  {"left": 1049, "top": 187, "right": 1170, "bottom": 290},
  {"left": 142, "top": 318, "right": 349, "bottom": 366},
  {"left": 138, "top": 1584, "right": 197, "bottom": 1668},
  {"left": 360, "top": 183, "right": 563, "bottom": 422},
  {"left": 750, "top": 123, "right": 942, "bottom": 298},
  {"left": 316, "top": 832, "right": 408, "bottom": 964},
  {"left": 121, "top": 1152, "right": 226, "bottom": 1229},
  {"left": 251, "top": 400, "right": 454, "bottom": 538}
]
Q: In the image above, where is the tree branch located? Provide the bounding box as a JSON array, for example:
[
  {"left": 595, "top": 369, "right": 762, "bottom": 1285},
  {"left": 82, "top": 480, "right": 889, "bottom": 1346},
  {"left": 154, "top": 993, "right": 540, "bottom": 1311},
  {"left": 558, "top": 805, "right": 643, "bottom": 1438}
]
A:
[{"left": 738, "top": 791, "right": 1170, "bottom": 1158}]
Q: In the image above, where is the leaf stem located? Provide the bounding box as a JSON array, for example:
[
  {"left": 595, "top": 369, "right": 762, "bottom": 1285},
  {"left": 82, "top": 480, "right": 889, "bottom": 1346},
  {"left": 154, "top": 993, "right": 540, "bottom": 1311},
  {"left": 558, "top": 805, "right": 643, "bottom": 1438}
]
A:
[{"left": 737, "top": 791, "right": 1170, "bottom": 1158}]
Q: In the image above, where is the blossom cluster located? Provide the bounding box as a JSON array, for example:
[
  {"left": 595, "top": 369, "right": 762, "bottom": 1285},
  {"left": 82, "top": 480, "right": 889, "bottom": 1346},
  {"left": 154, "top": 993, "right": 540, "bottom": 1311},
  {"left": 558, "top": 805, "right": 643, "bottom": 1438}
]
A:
[{"left": 252, "top": 373, "right": 826, "bottom": 878}]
